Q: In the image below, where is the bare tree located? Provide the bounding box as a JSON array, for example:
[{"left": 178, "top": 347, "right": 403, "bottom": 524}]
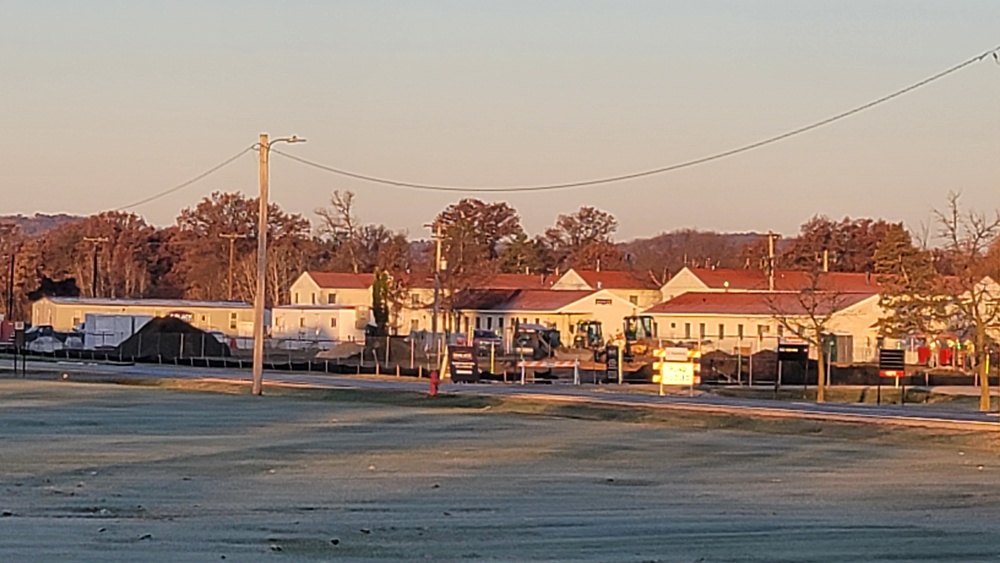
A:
[
  {"left": 765, "top": 269, "right": 870, "bottom": 403},
  {"left": 934, "top": 192, "right": 1000, "bottom": 412},
  {"left": 316, "top": 190, "right": 362, "bottom": 274}
]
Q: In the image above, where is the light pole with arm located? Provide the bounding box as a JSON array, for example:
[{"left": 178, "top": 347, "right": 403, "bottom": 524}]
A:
[{"left": 252, "top": 133, "right": 305, "bottom": 396}]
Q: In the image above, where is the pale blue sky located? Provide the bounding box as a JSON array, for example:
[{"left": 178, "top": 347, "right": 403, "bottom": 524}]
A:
[{"left": 3, "top": 1, "right": 999, "bottom": 240}]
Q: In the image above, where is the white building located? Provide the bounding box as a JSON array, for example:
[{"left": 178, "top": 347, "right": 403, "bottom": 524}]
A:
[
  {"left": 643, "top": 291, "right": 882, "bottom": 363},
  {"left": 271, "top": 305, "right": 368, "bottom": 348},
  {"left": 552, "top": 268, "right": 663, "bottom": 309},
  {"left": 660, "top": 267, "right": 881, "bottom": 301}
]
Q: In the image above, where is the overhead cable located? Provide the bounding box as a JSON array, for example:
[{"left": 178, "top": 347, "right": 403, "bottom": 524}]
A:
[{"left": 272, "top": 44, "right": 1000, "bottom": 193}]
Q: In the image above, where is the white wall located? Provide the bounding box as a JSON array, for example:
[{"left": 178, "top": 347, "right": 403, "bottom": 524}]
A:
[
  {"left": 272, "top": 307, "right": 365, "bottom": 345},
  {"left": 659, "top": 268, "right": 711, "bottom": 301}
]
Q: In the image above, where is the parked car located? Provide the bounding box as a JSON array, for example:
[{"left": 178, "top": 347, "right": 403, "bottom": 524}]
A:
[{"left": 473, "top": 329, "right": 502, "bottom": 356}]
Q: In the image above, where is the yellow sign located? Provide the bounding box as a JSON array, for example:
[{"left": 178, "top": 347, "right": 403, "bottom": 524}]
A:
[{"left": 660, "top": 362, "right": 695, "bottom": 386}]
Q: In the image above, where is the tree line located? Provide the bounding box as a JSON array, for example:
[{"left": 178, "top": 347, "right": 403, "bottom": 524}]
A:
[{"left": 0, "top": 190, "right": 991, "bottom": 324}]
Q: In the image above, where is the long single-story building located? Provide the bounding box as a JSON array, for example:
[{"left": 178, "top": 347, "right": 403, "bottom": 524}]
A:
[
  {"left": 643, "top": 291, "right": 882, "bottom": 363},
  {"left": 31, "top": 296, "right": 257, "bottom": 337}
]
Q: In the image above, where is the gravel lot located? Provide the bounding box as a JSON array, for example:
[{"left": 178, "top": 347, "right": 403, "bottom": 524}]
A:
[{"left": 1, "top": 379, "right": 999, "bottom": 562}]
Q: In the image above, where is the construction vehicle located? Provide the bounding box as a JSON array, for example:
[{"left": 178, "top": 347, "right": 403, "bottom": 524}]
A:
[
  {"left": 572, "top": 320, "right": 604, "bottom": 350},
  {"left": 622, "top": 314, "right": 656, "bottom": 360},
  {"left": 513, "top": 323, "right": 561, "bottom": 360}
]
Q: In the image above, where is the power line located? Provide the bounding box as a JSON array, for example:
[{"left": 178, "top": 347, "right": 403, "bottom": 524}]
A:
[
  {"left": 273, "top": 43, "right": 1000, "bottom": 194},
  {"left": 114, "top": 147, "right": 255, "bottom": 211}
]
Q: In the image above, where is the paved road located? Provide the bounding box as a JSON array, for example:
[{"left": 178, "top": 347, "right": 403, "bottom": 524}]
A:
[{"left": 5, "top": 358, "right": 999, "bottom": 430}]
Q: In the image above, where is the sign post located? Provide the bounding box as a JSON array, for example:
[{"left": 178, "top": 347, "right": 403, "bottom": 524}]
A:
[
  {"left": 653, "top": 347, "right": 699, "bottom": 396},
  {"left": 447, "top": 345, "right": 479, "bottom": 384},
  {"left": 605, "top": 345, "right": 620, "bottom": 385},
  {"left": 13, "top": 322, "right": 25, "bottom": 377},
  {"left": 878, "top": 348, "right": 906, "bottom": 406},
  {"left": 776, "top": 343, "right": 809, "bottom": 398}
]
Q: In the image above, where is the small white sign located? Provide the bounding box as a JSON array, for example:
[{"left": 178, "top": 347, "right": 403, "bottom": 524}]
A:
[
  {"left": 660, "top": 347, "right": 689, "bottom": 362},
  {"left": 661, "top": 362, "right": 695, "bottom": 386}
]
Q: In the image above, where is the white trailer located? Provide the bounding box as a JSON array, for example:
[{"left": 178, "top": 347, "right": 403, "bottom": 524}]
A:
[{"left": 83, "top": 314, "right": 153, "bottom": 349}]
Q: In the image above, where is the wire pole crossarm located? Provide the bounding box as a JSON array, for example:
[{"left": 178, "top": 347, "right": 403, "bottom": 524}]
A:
[{"left": 251, "top": 133, "right": 305, "bottom": 397}]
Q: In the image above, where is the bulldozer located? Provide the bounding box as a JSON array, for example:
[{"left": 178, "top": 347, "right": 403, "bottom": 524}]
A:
[{"left": 622, "top": 314, "right": 656, "bottom": 361}]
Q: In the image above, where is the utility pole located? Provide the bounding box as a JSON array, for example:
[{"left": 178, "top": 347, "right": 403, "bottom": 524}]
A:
[
  {"left": 5, "top": 249, "right": 14, "bottom": 321},
  {"left": 432, "top": 222, "right": 443, "bottom": 369},
  {"left": 83, "top": 237, "right": 110, "bottom": 298},
  {"left": 219, "top": 233, "right": 247, "bottom": 301},
  {"left": 766, "top": 231, "right": 779, "bottom": 292},
  {"left": 251, "top": 133, "right": 305, "bottom": 396}
]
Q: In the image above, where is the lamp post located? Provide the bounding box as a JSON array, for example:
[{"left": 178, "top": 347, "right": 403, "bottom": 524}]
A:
[{"left": 252, "top": 133, "right": 306, "bottom": 396}]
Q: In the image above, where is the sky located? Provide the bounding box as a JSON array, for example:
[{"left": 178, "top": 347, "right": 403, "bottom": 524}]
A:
[{"left": 3, "top": 1, "right": 1000, "bottom": 241}]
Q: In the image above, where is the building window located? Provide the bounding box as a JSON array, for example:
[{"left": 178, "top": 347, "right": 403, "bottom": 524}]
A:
[
  {"left": 737, "top": 324, "right": 744, "bottom": 339},
  {"left": 498, "top": 317, "right": 504, "bottom": 330},
  {"left": 777, "top": 324, "right": 784, "bottom": 338},
  {"left": 629, "top": 295, "right": 639, "bottom": 305},
  {"left": 487, "top": 317, "right": 493, "bottom": 330},
  {"left": 718, "top": 324, "right": 725, "bottom": 340},
  {"left": 757, "top": 324, "right": 769, "bottom": 336},
  {"left": 475, "top": 317, "right": 481, "bottom": 329},
  {"left": 535, "top": 318, "right": 540, "bottom": 325},
  {"left": 327, "top": 293, "right": 336, "bottom": 305},
  {"left": 201, "top": 315, "right": 207, "bottom": 322},
  {"left": 330, "top": 317, "right": 338, "bottom": 328},
  {"left": 311, "top": 293, "right": 316, "bottom": 304},
  {"left": 684, "top": 323, "right": 691, "bottom": 339},
  {"left": 411, "top": 293, "right": 420, "bottom": 307},
  {"left": 299, "top": 317, "right": 305, "bottom": 328},
  {"left": 230, "top": 312, "right": 238, "bottom": 330},
  {"left": 699, "top": 323, "right": 706, "bottom": 339},
  {"left": 410, "top": 319, "right": 419, "bottom": 331},
  {"left": 293, "top": 293, "right": 299, "bottom": 304},
  {"left": 670, "top": 322, "right": 676, "bottom": 329}
]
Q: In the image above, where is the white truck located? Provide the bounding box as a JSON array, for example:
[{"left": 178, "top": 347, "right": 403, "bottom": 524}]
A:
[{"left": 83, "top": 314, "right": 154, "bottom": 350}]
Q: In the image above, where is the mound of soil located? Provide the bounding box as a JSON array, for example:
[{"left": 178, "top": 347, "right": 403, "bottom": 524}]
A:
[{"left": 116, "top": 317, "right": 230, "bottom": 359}]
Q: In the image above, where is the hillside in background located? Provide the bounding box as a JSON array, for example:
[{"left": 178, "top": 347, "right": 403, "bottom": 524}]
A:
[{"left": 0, "top": 213, "right": 81, "bottom": 237}]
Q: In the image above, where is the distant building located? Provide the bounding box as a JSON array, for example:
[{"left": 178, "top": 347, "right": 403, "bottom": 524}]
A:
[
  {"left": 660, "top": 267, "right": 881, "bottom": 301},
  {"left": 31, "top": 297, "right": 256, "bottom": 337},
  {"left": 551, "top": 268, "right": 663, "bottom": 309},
  {"left": 451, "top": 288, "right": 636, "bottom": 346},
  {"left": 643, "top": 291, "right": 882, "bottom": 363}
]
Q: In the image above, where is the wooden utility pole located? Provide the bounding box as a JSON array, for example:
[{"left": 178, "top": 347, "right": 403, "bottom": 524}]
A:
[
  {"left": 83, "top": 236, "right": 110, "bottom": 298},
  {"left": 252, "top": 134, "right": 270, "bottom": 396},
  {"left": 251, "top": 133, "right": 304, "bottom": 396},
  {"left": 219, "top": 233, "right": 247, "bottom": 301}
]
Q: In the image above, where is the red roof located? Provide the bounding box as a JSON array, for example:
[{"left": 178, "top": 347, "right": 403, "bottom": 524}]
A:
[
  {"left": 408, "top": 273, "right": 554, "bottom": 290},
  {"left": 644, "top": 291, "right": 874, "bottom": 316},
  {"left": 569, "top": 270, "right": 661, "bottom": 290},
  {"left": 685, "top": 268, "right": 881, "bottom": 293},
  {"left": 305, "top": 272, "right": 375, "bottom": 289},
  {"left": 456, "top": 289, "right": 597, "bottom": 312}
]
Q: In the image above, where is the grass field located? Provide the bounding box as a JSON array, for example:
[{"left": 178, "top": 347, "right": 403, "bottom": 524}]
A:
[{"left": 2, "top": 379, "right": 1000, "bottom": 562}]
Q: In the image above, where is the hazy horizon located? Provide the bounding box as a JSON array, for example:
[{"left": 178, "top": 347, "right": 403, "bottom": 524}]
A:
[{"left": 4, "top": 1, "right": 999, "bottom": 240}]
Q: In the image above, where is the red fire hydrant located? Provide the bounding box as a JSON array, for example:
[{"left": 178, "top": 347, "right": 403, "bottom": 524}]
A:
[{"left": 429, "top": 370, "right": 440, "bottom": 397}]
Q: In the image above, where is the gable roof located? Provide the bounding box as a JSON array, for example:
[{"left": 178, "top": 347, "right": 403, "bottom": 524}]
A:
[
  {"left": 644, "top": 291, "right": 874, "bottom": 317},
  {"left": 454, "top": 289, "right": 598, "bottom": 312},
  {"left": 681, "top": 267, "right": 881, "bottom": 293},
  {"left": 562, "top": 269, "right": 661, "bottom": 290},
  {"left": 407, "top": 273, "right": 553, "bottom": 290},
  {"left": 304, "top": 272, "right": 375, "bottom": 290}
]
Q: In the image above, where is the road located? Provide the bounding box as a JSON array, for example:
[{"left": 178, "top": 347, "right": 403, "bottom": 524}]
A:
[{"left": 5, "top": 357, "right": 999, "bottom": 431}]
